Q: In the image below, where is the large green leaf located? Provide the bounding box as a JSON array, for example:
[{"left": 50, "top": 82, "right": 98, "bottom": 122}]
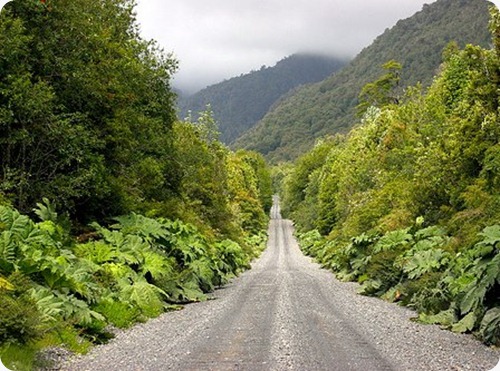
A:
[
  {"left": 451, "top": 312, "right": 476, "bottom": 333},
  {"left": 373, "top": 229, "right": 412, "bottom": 254},
  {"left": 479, "top": 307, "right": 500, "bottom": 345},
  {"left": 477, "top": 225, "right": 500, "bottom": 248},
  {"left": 460, "top": 253, "right": 500, "bottom": 314},
  {"left": 404, "top": 249, "right": 450, "bottom": 279}
]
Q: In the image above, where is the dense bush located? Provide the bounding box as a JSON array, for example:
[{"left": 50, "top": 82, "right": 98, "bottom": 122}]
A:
[
  {"left": 0, "top": 201, "right": 268, "bottom": 369},
  {"left": 287, "top": 6, "right": 500, "bottom": 346},
  {"left": 298, "top": 224, "right": 500, "bottom": 345},
  {"left": 0, "top": 0, "right": 178, "bottom": 224}
]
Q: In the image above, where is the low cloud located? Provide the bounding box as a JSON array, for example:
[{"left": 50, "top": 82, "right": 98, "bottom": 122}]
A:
[{"left": 135, "top": 1, "right": 437, "bottom": 93}]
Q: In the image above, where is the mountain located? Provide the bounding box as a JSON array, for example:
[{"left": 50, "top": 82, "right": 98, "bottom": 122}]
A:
[
  {"left": 176, "top": 54, "right": 347, "bottom": 144},
  {"left": 233, "top": 0, "right": 493, "bottom": 163}
]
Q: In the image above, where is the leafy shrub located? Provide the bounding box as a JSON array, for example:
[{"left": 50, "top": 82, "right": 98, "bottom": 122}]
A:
[
  {"left": 0, "top": 197, "right": 267, "bottom": 367},
  {"left": 0, "top": 289, "right": 43, "bottom": 345},
  {"left": 397, "top": 272, "right": 449, "bottom": 314},
  {"left": 479, "top": 307, "right": 500, "bottom": 345},
  {"left": 360, "top": 250, "right": 402, "bottom": 296},
  {"left": 93, "top": 300, "right": 140, "bottom": 329}
]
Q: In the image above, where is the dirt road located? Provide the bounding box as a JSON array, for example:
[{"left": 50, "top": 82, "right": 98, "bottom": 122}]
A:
[{"left": 63, "top": 198, "right": 499, "bottom": 370}]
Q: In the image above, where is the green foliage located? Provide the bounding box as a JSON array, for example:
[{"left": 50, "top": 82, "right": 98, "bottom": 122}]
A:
[
  {"left": 0, "top": 275, "right": 43, "bottom": 345},
  {"left": 357, "top": 60, "right": 402, "bottom": 115},
  {"left": 286, "top": 25, "right": 500, "bottom": 345},
  {"left": 403, "top": 249, "right": 450, "bottom": 280},
  {"left": 458, "top": 227, "right": 500, "bottom": 316},
  {"left": 0, "top": 1, "right": 273, "bottom": 368},
  {"left": 171, "top": 116, "right": 270, "bottom": 240},
  {"left": 93, "top": 300, "right": 140, "bottom": 329},
  {"left": 281, "top": 139, "right": 333, "bottom": 228},
  {"left": 0, "top": 198, "right": 269, "bottom": 366},
  {"left": 479, "top": 307, "right": 500, "bottom": 345},
  {"left": 0, "top": 0, "right": 178, "bottom": 223}
]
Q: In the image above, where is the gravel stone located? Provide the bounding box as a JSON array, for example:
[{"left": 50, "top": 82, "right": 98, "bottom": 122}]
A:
[{"left": 59, "top": 200, "right": 500, "bottom": 371}]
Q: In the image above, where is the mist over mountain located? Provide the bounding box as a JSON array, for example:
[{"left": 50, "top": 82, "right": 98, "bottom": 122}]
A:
[
  {"left": 176, "top": 54, "right": 347, "bottom": 144},
  {"left": 234, "top": 0, "right": 493, "bottom": 163}
]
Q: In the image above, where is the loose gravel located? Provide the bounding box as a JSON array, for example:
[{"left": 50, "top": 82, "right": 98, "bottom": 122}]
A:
[{"left": 58, "top": 201, "right": 500, "bottom": 371}]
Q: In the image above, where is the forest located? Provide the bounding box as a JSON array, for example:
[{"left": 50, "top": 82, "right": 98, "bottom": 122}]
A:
[
  {"left": 279, "top": 7, "right": 500, "bottom": 347},
  {"left": 0, "top": 1, "right": 271, "bottom": 369},
  {"left": 178, "top": 53, "right": 346, "bottom": 144}
]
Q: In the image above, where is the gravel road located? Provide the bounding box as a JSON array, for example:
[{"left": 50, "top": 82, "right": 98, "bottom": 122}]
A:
[{"left": 62, "top": 199, "right": 500, "bottom": 371}]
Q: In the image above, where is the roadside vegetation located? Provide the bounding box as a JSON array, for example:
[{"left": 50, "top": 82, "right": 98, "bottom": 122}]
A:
[
  {"left": 280, "top": 7, "right": 500, "bottom": 347},
  {"left": 0, "top": 1, "right": 271, "bottom": 369}
]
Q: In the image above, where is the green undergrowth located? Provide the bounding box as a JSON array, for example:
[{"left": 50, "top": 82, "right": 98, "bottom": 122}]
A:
[
  {"left": 298, "top": 223, "right": 500, "bottom": 346},
  {"left": 0, "top": 201, "right": 267, "bottom": 370}
]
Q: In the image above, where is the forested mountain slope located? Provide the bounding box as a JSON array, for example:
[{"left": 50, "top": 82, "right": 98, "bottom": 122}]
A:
[
  {"left": 234, "top": 0, "right": 493, "bottom": 162},
  {"left": 177, "top": 54, "right": 346, "bottom": 144}
]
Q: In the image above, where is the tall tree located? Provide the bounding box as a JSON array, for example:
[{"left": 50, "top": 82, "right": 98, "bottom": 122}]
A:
[{"left": 0, "top": 0, "right": 178, "bottom": 223}]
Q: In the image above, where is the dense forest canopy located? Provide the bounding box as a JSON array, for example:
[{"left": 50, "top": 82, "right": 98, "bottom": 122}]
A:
[
  {"left": 235, "top": 0, "right": 493, "bottom": 163},
  {"left": 0, "top": 0, "right": 179, "bottom": 224}
]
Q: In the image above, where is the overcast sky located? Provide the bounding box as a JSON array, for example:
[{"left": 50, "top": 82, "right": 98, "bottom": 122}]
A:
[{"left": 134, "top": 1, "right": 439, "bottom": 94}]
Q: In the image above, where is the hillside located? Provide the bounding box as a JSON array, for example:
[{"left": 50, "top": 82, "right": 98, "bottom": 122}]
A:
[
  {"left": 177, "top": 54, "right": 347, "bottom": 144},
  {"left": 234, "top": 0, "right": 493, "bottom": 162}
]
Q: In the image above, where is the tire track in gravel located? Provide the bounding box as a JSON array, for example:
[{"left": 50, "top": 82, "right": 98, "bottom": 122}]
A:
[{"left": 62, "top": 197, "right": 500, "bottom": 371}]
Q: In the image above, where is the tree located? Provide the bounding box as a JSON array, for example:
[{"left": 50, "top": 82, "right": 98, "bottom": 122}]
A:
[
  {"left": 357, "top": 60, "right": 402, "bottom": 116},
  {"left": 0, "top": 0, "right": 178, "bottom": 224}
]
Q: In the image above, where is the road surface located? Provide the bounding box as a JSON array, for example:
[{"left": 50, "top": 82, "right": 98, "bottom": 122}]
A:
[{"left": 63, "top": 198, "right": 499, "bottom": 371}]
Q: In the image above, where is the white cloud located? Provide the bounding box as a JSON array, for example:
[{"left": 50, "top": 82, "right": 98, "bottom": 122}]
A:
[
  {"left": 0, "top": 0, "right": 11, "bottom": 11},
  {"left": 135, "top": 0, "right": 439, "bottom": 93}
]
